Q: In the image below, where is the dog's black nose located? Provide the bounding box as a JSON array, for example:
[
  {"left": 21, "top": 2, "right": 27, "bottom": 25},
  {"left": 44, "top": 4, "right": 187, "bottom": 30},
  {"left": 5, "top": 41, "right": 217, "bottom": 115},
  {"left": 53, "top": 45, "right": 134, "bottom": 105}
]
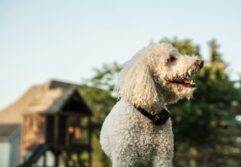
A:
[{"left": 195, "top": 60, "right": 204, "bottom": 68}]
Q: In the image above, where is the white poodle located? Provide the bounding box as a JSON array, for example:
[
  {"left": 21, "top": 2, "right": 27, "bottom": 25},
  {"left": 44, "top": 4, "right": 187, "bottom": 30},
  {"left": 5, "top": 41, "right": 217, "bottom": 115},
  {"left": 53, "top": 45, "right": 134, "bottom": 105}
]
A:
[{"left": 100, "top": 43, "right": 203, "bottom": 167}]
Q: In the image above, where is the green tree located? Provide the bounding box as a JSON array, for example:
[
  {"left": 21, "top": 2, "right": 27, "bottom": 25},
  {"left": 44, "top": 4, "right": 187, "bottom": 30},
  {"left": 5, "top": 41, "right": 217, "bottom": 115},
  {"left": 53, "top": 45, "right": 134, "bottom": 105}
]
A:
[
  {"left": 160, "top": 38, "right": 241, "bottom": 167},
  {"left": 84, "top": 62, "right": 121, "bottom": 93},
  {"left": 79, "top": 63, "right": 121, "bottom": 167},
  {"left": 78, "top": 86, "right": 115, "bottom": 167}
]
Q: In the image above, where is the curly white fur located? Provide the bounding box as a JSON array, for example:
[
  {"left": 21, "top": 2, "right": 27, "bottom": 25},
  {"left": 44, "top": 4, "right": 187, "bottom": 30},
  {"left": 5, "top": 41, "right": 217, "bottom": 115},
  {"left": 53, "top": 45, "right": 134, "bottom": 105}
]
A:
[{"left": 100, "top": 43, "right": 203, "bottom": 167}]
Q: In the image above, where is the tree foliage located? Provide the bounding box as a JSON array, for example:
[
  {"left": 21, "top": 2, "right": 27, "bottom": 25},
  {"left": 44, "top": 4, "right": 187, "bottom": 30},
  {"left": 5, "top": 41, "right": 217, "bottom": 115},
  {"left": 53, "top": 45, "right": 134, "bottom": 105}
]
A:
[
  {"left": 78, "top": 86, "right": 116, "bottom": 167},
  {"left": 84, "top": 62, "right": 121, "bottom": 93},
  {"left": 164, "top": 38, "right": 241, "bottom": 167}
]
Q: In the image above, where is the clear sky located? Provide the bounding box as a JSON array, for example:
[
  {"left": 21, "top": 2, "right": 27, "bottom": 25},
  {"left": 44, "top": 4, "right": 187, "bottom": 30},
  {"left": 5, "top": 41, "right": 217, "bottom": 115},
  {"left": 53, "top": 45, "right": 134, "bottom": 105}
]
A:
[{"left": 0, "top": 0, "right": 241, "bottom": 109}]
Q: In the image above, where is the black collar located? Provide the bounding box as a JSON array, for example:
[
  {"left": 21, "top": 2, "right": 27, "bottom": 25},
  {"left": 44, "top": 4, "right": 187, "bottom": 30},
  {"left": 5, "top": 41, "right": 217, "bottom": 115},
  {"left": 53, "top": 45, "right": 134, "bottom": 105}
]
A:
[{"left": 135, "top": 106, "right": 170, "bottom": 126}]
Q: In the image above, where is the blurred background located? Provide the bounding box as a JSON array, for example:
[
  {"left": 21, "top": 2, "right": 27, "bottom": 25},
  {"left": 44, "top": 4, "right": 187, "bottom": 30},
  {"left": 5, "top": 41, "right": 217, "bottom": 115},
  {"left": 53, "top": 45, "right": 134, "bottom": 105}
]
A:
[{"left": 0, "top": 0, "right": 241, "bottom": 167}]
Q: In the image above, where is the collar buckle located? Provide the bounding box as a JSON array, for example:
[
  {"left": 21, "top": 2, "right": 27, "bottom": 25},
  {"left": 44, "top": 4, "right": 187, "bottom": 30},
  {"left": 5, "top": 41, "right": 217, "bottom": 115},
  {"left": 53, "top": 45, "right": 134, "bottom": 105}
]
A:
[{"left": 152, "top": 110, "right": 170, "bottom": 125}]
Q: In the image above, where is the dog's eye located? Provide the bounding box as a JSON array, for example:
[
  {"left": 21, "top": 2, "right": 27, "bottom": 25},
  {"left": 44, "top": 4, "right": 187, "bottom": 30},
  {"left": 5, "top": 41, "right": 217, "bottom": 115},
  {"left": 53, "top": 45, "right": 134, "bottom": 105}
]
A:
[{"left": 167, "top": 55, "right": 176, "bottom": 63}]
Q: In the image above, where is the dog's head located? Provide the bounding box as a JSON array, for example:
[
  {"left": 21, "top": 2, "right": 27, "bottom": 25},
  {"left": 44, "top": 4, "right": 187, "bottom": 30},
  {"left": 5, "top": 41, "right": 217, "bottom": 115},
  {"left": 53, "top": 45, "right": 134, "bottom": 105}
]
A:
[{"left": 118, "top": 42, "right": 203, "bottom": 108}]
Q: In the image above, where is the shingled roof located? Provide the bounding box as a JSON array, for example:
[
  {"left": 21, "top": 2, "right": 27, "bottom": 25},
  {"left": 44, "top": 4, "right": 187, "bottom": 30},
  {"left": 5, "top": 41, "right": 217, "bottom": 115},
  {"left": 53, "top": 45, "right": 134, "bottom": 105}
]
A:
[{"left": 0, "top": 80, "right": 87, "bottom": 124}]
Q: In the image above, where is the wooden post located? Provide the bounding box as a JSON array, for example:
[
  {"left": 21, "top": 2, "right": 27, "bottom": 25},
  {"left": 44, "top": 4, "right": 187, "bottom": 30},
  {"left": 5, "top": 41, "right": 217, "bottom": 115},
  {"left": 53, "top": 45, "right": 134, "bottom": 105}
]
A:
[
  {"left": 54, "top": 153, "right": 59, "bottom": 167},
  {"left": 65, "top": 152, "right": 70, "bottom": 167},
  {"left": 43, "top": 151, "right": 47, "bottom": 166},
  {"left": 88, "top": 116, "right": 92, "bottom": 167},
  {"left": 54, "top": 114, "right": 59, "bottom": 148}
]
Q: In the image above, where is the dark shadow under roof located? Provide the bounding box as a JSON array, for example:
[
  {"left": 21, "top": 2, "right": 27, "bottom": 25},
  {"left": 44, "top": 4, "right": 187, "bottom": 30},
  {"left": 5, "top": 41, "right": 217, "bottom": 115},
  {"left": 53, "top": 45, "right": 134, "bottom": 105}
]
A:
[{"left": 0, "top": 124, "right": 20, "bottom": 138}]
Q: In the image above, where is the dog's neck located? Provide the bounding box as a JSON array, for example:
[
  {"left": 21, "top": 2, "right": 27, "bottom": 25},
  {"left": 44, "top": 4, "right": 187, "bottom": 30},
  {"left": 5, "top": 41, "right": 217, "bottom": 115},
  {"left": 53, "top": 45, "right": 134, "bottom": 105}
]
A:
[
  {"left": 139, "top": 100, "right": 166, "bottom": 115},
  {"left": 148, "top": 103, "right": 167, "bottom": 115},
  {"left": 140, "top": 84, "right": 179, "bottom": 115}
]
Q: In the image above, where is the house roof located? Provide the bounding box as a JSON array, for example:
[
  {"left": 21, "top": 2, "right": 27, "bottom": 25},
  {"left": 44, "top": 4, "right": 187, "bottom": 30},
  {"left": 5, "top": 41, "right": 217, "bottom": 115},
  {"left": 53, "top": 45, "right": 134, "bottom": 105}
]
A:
[{"left": 0, "top": 80, "right": 91, "bottom": 124}]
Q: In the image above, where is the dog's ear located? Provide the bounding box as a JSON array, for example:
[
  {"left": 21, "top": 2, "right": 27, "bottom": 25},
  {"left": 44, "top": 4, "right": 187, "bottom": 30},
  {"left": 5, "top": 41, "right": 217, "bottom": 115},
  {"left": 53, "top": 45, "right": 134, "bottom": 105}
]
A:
[{"left": 117, "top": 55, "right": 159, "bottom": 108}]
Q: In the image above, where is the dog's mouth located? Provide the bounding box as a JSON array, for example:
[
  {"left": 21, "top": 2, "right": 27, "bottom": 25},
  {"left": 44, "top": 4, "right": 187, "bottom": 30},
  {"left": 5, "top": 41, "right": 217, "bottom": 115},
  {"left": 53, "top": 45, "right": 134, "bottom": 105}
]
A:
[
  {"left": 167, "top": 60, "right": 204, "bottom": 88},
  {"left": 169, "top": 78, "right": 196, "bottom": 88}
]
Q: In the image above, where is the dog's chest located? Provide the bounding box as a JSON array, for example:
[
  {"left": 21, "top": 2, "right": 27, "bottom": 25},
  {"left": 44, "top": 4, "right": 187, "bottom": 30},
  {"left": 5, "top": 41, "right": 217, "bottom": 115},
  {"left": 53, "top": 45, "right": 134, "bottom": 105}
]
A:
[
  {"left": 126, "top": 109, "right": 172, "bottom": 138},
  {"left": 129, "top": 115, "right": 174, "bottom": 159}
]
